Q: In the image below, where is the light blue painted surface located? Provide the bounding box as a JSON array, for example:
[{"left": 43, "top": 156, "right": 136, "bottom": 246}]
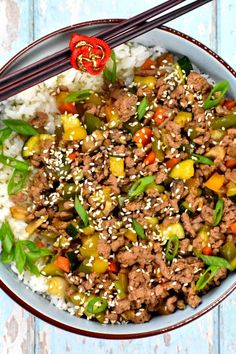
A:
[{"left": 0, "top": 1, "right": 235, "bottom": 353}]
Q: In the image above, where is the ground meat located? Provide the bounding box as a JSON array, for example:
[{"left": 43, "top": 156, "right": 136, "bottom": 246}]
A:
[
  {"left": 179, "top": 238, "right": 191, "bottom": 254},
  {"left": 225, "top": 170, "right": 236, "bottom": 183},
  {"left": 171, "top": 257, "right": 204, "bottom": 285},
  {"left": 114, "top": 299, "right": 131, "bottom": 314},
  {"left": 29, "top": 169, "right": 50, "bottom": 206},
  {"left": 156, "top": 53, "right": 174, "bottom": 67},
  {"left": 104, "top": 174, "right": 120, "bottom": 194},
  {"left": 29, "top": 111, "right": 48, "bottom": 129},
  {"left": 111, "top": 89, "right": 138, "bottom": 122},
  {"left": 97, "top": 239, "right": 111, "bottom": 259},
  {"left": 213, "top": 267, "right": 228, "bottom": 285},
  {"left": 165, "top": 121, "right": 184, "bottom": 149},
  {"left": 117, "top": 246, "right": 154, "bottom": 267},
  {"left": 111, "top": 236, "right": 125, "bottom": 252},
  {"left": 181, "top": 213, "right": 196, "bottom": 237},
  {"left": 166, "top": 296, "right": 178, "bottom": 313},
  {"left": 187, "top": 72, "right": 211, "bottom": 93},
  {"left": 122, "top": 309, "right": 151, "bottom": 323},
  {"left": 10, "top": 191, "right": 29, "bottom": 205},
  {"left": 200, "top": 205, "right": 214, "bottom": 224}
]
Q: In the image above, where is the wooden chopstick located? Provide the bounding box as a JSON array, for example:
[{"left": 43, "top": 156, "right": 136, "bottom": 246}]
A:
[
  {"left": 0, "top": 0, "right": 184, "bottom": 92},
  {"left": 0, "top": 0, "right": 185, "bottom": 95},
  {"left": 0, "top": 0, "right": 212, "bottom": 101}
]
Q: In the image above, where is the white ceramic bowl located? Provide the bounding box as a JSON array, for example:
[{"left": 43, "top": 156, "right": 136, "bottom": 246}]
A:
[{"left": 0, "top": 20, "right": 235, "bottom": 339}]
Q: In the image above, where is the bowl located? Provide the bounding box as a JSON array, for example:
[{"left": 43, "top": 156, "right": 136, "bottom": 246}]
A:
[{"left": 0, "top": 19, "right": 236, "bottom": 339}]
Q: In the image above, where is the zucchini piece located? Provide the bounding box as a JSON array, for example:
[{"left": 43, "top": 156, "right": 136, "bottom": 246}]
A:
[
  {"left": 66, "top": 222, "right": 79, "bottom": 238},
  {"left": 177, "top": 56, "right": 193, "bottom": 76},
  {"left": 169, "top": 159, "right": 194, "bottom": 180},
  {"left": 179, "top": 201, "right": 194, "bottom": 216},
  {"left": 66, "top": 251, "right": 79, "bottom": 272},
  {"left": 109, "top": 156, "right": 125, "bottom": 177},
  {"left": 226, "top": 181, "right": 236, "bottom": 203},
  {"left": 124, "top": 117, "right": 142, "bottom": 135},
  {"left": 78, "top": 259, "right": 92, "bottom": 274},
  {"left": 41, "top": 263, "right": 64, "bottom": 276},
  {"left": 159, "top": 222, "right": 185, "bottom": 240},
  {"left": 22, "top": 134, "right": 55, "bottom": 157},
  {"left": 84, "top": 113, "right": 103, "bottom": 134}
]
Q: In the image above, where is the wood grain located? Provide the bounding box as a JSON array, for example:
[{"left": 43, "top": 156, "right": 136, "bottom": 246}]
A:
[{"left": 0, "top": 1, "right": 235, "bottom": 353}]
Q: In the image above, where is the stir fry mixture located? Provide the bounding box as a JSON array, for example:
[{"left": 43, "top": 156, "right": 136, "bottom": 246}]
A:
[{"left": 1, "top": 51, "right": 236, "bottom": 324}]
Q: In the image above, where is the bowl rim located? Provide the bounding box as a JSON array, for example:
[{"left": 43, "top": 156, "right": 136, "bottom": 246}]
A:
[{"left": 0, "top": 18, "right": 235, "bottom": 340}]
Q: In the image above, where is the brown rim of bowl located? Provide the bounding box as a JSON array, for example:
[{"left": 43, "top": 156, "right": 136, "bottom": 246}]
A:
[{"left": 0, "top": 19, "right": 235, "bottom": 340}]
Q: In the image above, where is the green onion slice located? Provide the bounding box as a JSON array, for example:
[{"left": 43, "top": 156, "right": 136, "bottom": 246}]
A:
[
  {"left": 198, "top": 254, "right": 232, "bottom": 271},
  {"left": 195, "top": 266, "right": 220, "bottom": 291},
  {"left": 128, "top": 175, "right": 154, "bottom": 198},
  {"left": 177, "top": 56, "right": 193, "bottom": 76},
  {"left": 165, "top": 234, "right": 179, "bottom": 262},
  {"left": 8, "top": 169, "right": 28, "bottom": 195},
  {"left": 15, "top": 241, "right": 26, "bottom": 273},
  {"left": 0, "top": 127, "right": 12, "bottom": 144},
  {"left": 0, "top": 154, "right": 29, "bottom": 172},
  {"left": 103, "top": 50, "right": 117, "bottom": 84},
  {"left": 203, "top": 80, "right": 229, "bottom": 110},
  {"left": 190, "top": 153, "right": 214, "bottom": 165},
  {"left": 75, "top": 195, "right": 89, "bottom": 227},
  {"left": 86, "top": 297, "right": 108, "bottom": 314},
  {"left": 3, "top": 119, "right": 38, "bottom": 136},
  {"left": 132, "top": 219, "right": 146, "bottom": 240},
  {"left": 137, "top": 96, "right": 148, "bottom": 120},
  {"left": 213, "top": 197, "right": 224, "bottom": 226},
  {"left": 1, "top": 222, "right": 14, "bottom": 254},
  {"left": 64, "top": 89, "right": 92, "bottom": 103}
]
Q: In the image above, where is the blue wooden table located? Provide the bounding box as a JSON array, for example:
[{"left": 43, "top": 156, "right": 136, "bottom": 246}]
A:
[{"left": 0, "top": 1, "right": 235, "bottom": 353}]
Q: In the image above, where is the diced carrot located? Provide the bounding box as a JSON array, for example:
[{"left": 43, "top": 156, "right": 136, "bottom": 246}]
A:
[
  {"left": 226, "top": 159, "right": 236, "bottom": 169},
  {"left": 36, "top": 241, "right": 45, "bottom": 248},
  {"left": 133, "top": 127, "right": 152, "bottom": 147},
  {"left": 153, "top": 107, "right": 168, "bottom": 125},
  {"left": 224, "top": 99, "right": 236, "bottom": 111},
  {"left": 202, "top": 246, "right": 213, "bottom": 256},
  {"left": 166, "top": 157, "right": 181, "bottom": 169},
  {"left": 108, "top": 261, "right": 119, "bottom": 273},
  {"left": 54, "top": 256, "right": 70, "bottom": 273},
  {"left": 144, "top": 151, "right": 156, "bottom": 165},
  {"left": 141, "top": 58, "right": 156, "bottom": 70},
  {"left": 229, "top": 222, "right": 236, "bottom": 233},
  {"left": 68, "top": 151, "right": 79, "bottom": 160},
  {"left": 204, "top": 173, "right": 225, "bottom": 192},
  {"left": 59, "top": 102, "right": 77, "bottom": 114}
]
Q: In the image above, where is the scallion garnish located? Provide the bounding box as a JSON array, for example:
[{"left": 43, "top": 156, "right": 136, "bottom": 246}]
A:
[
  {"left": 128, "top": 175, "right": 154, "bottom": 198},
  {"left": 132, "top": 219, "right": 146, "bottom": 240},
  {"left": 0, "top": 127, "right": 12, "bottom": 144},
  {"left": 195, "top": 266, "right": 220, "bottom": 291},
  {"left": 203, "top": 80, "right": 229, "bottom": 110},
  {"left": 7, "top": 169, "right": 28, "bottom": 195},
  {"left": 0, "top": 154, "right": 30, "bottom": 172},
  {"left": 165, "top": 234, "right": 179, "bottom": 262},
  {"left": 137, "top": 96, "right": 148, "bottom": 120},
  {"left": 64, "top": 89, "right": 92, "bottom": 103},
  {"left": 3, "top": 119, "right": 38, "bottom": 136},
  {"left": 190, "top": 153, "right": 214, "bottom": 165},
  {"left": 75, "top": 195, "right": 89, "bottom": 227},
  {"left": 198, "top": 253, "right": 232, "bottom": 271},
  {"left": 177, "top": 56, "right": 193, "bottom": 76},
  {"left": 213, "top": 197, "right": 224, "bottom": 226},
  {"left": 86, "top": 297, "right": 108, "bottom": 314},
  {"left": 103, "top": 50, "right": 117, "bottom": 84}
]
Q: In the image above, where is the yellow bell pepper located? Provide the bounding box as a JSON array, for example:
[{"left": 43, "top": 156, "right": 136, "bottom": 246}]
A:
[
  {"left": 55, "top": 91, "right": 68, "bottom": 107},
  {"left": 69, "top": 292, "right": 87, "bottom": 306},
  {"left": 174, "top": 112, "right": 192, "bottom": 127},
  {"left": 124, "top": 229, "right": 137, "bottom": 243},
  {"left": 81, "top": 225, "right": 95, "bottom": 236},
  {"left": 61, "top": 114, "right": 87, "bottom": 141},
  {"left": 80, "top": 234, "right": 99, "bottom": 258},
  {"left": 134, "top": 76, "right": 156, "bottom": 89},
  {"left": 169, "top": 159, "right": 195, "bottom": 180},
  {"left": 204, "top": 173, "right": 224, "bottom": 192},
  {"left": 104, "top": 106, "right": 120, "bottom": 128},
  {"left": 92, "top": 258, "right": 108, "bottom": 273},
  {"left": 47, "top": 276, "right": 68, "bottom": 298},
  {"left": 109, "top": 156, "right": 125, "bottom": 177}
]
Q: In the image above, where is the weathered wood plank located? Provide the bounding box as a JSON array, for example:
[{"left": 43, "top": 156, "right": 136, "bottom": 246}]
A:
[
  {"left": 0, "top": 290, "right": 35, "bottom": 354},
  {"left": 219, "top": 292, "right": 236, "bottom": 354},
  {"left": 0, "top": 0, "right": 33, "bottom": 67},
  {"left": 217, "top": 0, "right": 236, "bottom": 69}
]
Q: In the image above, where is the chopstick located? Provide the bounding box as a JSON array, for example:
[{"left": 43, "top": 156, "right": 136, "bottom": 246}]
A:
[
  {"left": 0, "top": 0, "right": 212, "bottom": 101},
  {"left": 0, "top": 0, "right": 184, "bottom": 90}
]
